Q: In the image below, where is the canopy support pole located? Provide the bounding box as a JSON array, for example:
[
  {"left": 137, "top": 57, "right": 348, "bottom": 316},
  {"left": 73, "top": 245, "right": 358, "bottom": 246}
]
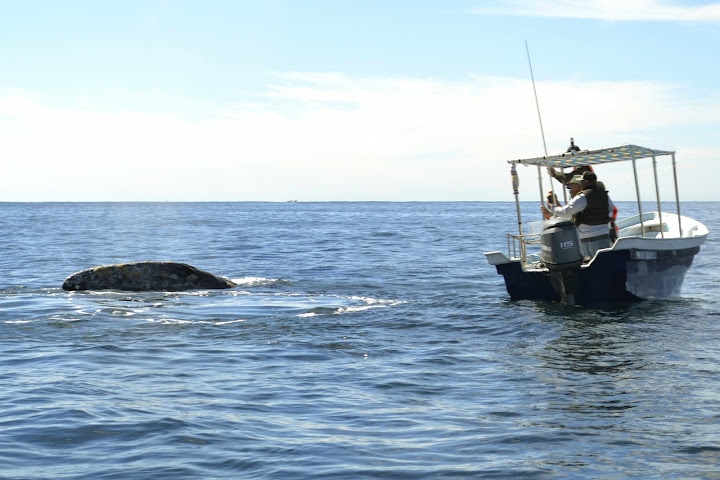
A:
[
  {"left": 511, "top": 164, "right": 526, "bottom": 262},
  {"left": 631, "top": 151, "right": 646, "bottom": 237},
  {"left": 651, "top": 154, "right": 664, "bottom": 239},
  {"left": 537, "top": 167, "right": 546, "bottom": 211},
  {"left": 672, "top": 152, "right": 683, "bottom": 236}
]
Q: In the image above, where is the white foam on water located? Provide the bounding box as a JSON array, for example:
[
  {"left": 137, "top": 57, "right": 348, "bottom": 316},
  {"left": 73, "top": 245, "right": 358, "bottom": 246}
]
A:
[
  {"left": 214, "top": 319, "right": 247, "bottom": 326},
  {"left": 144, "top": 317, "right": 194, "bottom": 325},
  {"left": 230, "top": 277, "right": 282, "bottom": 287},
  {"left": 294, "top": 295, "right": 404, "bottom": 317}
]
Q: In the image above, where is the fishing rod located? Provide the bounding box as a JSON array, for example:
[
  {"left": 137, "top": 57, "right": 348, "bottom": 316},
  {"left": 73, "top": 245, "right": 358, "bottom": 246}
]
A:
[{"left": 524, "top": 41, "right": 564, "bottom": 206}]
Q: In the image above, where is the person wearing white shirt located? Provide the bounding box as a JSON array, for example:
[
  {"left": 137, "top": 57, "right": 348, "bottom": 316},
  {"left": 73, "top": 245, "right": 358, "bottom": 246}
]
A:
[{"left": 541, "top": 172, "right": 615, "bottom": 258}]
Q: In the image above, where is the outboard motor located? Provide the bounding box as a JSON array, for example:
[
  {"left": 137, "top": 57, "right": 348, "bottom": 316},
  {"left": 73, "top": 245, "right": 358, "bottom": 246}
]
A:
[{"left": 541, "top": 219, "right": 583, "bottom": 305}]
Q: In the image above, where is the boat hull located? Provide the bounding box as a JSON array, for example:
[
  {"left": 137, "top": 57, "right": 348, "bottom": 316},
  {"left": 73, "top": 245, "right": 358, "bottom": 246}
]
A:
[
  {"left": 625, "top": 246, "right": 700, "bottom": 299},
  {"left": 491, "top": 246, "right": 700, "bottom": 304}
]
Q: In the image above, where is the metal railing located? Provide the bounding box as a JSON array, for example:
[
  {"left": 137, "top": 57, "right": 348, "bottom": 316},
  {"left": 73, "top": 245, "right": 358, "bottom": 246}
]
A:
[{"left": 506, "top": 232, "right": 541, "bottom": 261}]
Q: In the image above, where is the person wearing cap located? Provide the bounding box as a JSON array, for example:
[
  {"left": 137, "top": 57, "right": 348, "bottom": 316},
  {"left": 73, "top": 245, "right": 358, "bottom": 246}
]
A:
[
  {"left": 548, "top": 164, "right": 593, "bottom": 186},
  {"left": 548, "top": 173, "right": 583, "bottom": 202},
  {"left": 547, "top": 139, "right": 592, "bottom": 185},
  {"left": 541, "top": 171, "right": 616, "bottom": 258}
]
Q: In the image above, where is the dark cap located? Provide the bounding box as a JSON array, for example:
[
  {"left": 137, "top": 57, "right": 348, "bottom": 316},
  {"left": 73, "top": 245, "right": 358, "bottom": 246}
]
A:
[
  {"left": 568, "top": 175, "right": 584, "bottom": 185},
  {"left": 581, "top": 171, "right": 597, "bottom": 183}
]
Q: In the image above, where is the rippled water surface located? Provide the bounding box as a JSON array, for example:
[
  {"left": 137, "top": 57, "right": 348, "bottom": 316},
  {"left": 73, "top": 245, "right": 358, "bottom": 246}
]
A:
[{"left": 1, "top": 202, "right": 719, "bottom": 479}]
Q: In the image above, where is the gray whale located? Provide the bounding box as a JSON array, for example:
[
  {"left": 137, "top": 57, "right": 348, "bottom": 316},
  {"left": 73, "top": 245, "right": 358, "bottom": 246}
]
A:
[{"left": 62, "top": 261, "right": 236, "bottom": 292}]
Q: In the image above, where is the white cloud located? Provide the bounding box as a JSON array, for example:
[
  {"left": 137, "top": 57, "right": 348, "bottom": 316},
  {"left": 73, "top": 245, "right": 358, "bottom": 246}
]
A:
[
  {"left": 0, "top": 74, "right": 717, "bottom": 201},
  {"left": 471, "top": 0, "right": 720, "bottom": 21}
]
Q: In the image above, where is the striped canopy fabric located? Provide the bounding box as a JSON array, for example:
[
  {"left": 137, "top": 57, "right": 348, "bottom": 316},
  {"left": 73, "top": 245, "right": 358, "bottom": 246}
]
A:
[{"left": 508, "top": 144, "right": 675, "bottom": 168}]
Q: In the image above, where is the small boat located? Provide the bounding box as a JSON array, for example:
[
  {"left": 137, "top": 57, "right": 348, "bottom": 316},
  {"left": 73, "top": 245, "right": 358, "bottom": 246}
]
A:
[{"left": 484, "top": 144, "right": 708, "bottom": 305}]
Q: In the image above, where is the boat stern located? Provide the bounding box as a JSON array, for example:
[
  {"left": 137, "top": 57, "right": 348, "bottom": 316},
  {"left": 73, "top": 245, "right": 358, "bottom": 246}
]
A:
[{"left": 484, "top": 251, "right": 512, "bottom": 265}]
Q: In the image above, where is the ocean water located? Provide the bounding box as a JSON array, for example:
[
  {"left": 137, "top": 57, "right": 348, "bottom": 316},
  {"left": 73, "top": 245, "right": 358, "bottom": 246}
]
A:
[{"left": 1, "top": 201, "right": 719, "bottom": 479}]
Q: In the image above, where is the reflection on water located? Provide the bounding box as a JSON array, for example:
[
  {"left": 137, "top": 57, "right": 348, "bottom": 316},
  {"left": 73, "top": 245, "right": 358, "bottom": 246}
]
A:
[
  {"left": 523, "top": 297, "right": 717, "bottom": 432},
  {"left": 538, "top": 315, "right": 646, "bottom": 419}
]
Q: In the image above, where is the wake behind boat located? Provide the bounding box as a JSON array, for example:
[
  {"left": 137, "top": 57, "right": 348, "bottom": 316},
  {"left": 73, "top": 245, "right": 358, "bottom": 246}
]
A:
[{"left": 484, "top": 144, "right": 708, "bottom": 305}]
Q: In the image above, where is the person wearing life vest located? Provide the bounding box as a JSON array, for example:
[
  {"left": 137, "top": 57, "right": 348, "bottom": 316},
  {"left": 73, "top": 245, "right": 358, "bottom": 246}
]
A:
[
  {"left": 545, "top": 163, "right": 585, "bottom": 219},
  {"left": 596, "top": 180, "right": 619, "bottom": 241},
  {"left": 609, "top": 205, "right": 619, "bottom": 241},
  {"left": 541, "top": 171, "right": 616, "bottom": 258}
]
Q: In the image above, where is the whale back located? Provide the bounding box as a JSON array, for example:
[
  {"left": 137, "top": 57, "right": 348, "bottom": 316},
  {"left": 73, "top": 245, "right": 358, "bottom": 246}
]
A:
[{"left": 62, "top": 261, "right": 236, "bottom": 291}]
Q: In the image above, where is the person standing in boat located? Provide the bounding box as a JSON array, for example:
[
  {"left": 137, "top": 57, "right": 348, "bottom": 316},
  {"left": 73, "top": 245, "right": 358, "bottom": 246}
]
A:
[
  {"left": 541, "top": 172, "right": 615, "bottom": 258},
  {"left": 548, "top": 164, "right": 593, "bottom": 186},
  {"left": 547, "top": 138, "right": 593, "bottom": 186}
]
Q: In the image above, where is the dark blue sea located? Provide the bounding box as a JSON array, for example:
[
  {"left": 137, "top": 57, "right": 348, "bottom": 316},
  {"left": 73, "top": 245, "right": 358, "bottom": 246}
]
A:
[{"left": 1, "top": 202, "right": 719, "bottom": 479}]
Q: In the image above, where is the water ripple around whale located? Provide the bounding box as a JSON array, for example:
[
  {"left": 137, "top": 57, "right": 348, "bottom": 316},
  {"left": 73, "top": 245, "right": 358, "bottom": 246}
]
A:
[{"left": 0, "top": 280, "right": 402, "bottom": 326}]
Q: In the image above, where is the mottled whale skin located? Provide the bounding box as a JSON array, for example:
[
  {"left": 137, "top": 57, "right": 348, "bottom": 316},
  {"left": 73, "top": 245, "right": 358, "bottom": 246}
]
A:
[{"left": 62, "top": 261, "right": 236, "bottom": 292}]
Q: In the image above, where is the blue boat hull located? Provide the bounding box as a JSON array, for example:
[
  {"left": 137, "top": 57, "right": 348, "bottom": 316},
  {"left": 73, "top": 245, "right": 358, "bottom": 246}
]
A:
[{"left": 494, "top": 246, "right": 700, "bottom": 303}]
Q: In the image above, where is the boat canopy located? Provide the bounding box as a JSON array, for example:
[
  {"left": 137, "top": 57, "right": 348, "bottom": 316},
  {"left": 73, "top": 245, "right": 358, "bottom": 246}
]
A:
[
  {"left": 505, "top": 142, "right": 685, "bottom": 251},
  {"left": 508, "top": 144, "right": 674, "bottom": 168}
]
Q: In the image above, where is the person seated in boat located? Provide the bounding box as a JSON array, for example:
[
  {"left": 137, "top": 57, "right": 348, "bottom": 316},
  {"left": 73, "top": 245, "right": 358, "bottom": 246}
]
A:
[
  {"left": 541, "top": 172, "right": 615, "bottom": 258},
  {"left": 610, "top": 205, "right": 619, "bottom": 242},
  {"left": 596, "top": 180, "right": 619, "bottom": 242}
]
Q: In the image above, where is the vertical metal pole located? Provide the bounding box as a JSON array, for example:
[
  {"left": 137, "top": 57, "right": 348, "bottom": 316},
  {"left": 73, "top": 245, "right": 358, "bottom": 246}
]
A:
[
  {"left": 537, "top": 167, "right": 545, "bottom": 210},
  {"left": 651, "top": 154, "right": 664, "bottom": 238},
  {"left": 511, "top": 164, "right": 525, "bottom": 261},
  {"left": 672, "top": 152, "right": 683, "bottom": 236},
  {"left": 631, "top": 151, "right": 645, "bottom": 237}
]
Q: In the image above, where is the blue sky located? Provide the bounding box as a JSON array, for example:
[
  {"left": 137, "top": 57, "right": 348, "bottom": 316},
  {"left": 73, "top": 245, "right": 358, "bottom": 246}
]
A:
[{"left": 1, "top": 0, "right": 719, "bottom": 201}]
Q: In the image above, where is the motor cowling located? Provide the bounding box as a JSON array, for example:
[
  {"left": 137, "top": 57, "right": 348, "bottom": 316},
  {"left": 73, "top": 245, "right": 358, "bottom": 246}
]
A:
[{"left": 541, "top": 220, "right": 583, "bottom": 270}]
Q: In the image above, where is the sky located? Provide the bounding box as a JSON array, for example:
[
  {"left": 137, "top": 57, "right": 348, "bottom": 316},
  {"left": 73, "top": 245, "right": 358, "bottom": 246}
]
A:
[{"left": 1, "top": 0, "right": 719, "bottom": 201}]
